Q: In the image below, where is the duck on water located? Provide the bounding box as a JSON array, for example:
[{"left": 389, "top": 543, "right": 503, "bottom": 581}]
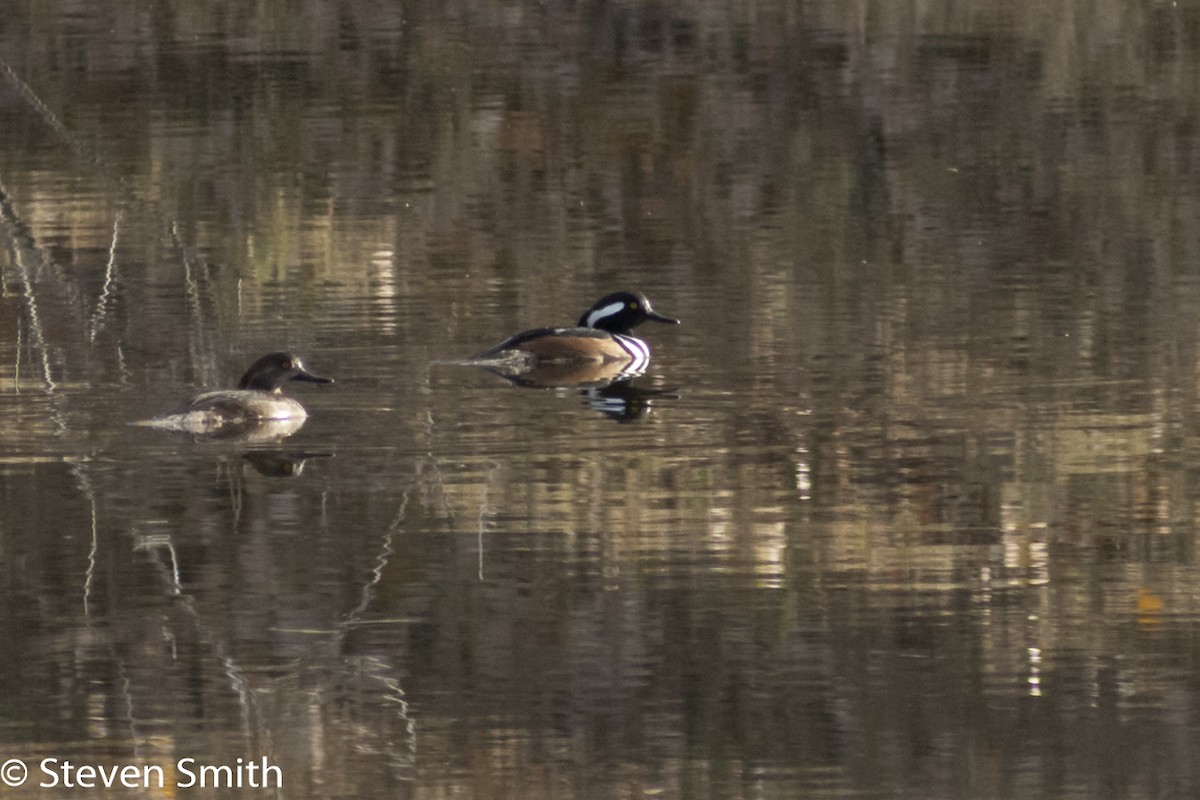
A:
[
  {"left": 133, "top": 352, "right": 333, "bottom": 435},
  {"left": 467, "top": 291, "right": 679, "bottom": 386}
]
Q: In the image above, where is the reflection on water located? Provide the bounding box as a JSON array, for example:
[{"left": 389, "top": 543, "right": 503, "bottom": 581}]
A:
[
  {"left": 581, "top": 378, "right": 678, "bottom": 422},
  {"left": 473, "top": 366, "right": 676, "bottom": 421},
  {"left": 5, "top": 1, "right": 1200, "bottom": 798},
  {"left": 241, "top": 450, "right": 331, "bottom": 478}
]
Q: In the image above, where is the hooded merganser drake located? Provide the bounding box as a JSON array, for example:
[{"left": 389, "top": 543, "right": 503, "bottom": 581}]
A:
[
  {"left": 475, "top": 291, "right": 679, "bottom": 380},
  {"left": 133, "top": 352, "right": 333, "bottom": 434}
]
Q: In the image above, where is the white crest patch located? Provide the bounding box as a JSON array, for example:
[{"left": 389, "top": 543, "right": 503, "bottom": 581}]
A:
[{"left": 585, "top": 301, "right": 626, "bottom": 329}]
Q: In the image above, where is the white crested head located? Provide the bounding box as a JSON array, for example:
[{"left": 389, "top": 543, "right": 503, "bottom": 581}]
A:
[
  {"left": 585, "top": 301, "right": 626, "bottom": 329},
  {"left": 577, "top": 291, "right": 679, "bottom": 334}
]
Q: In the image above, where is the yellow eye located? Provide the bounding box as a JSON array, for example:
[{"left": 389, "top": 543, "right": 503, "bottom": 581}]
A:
[{"left": 630, "top": 302, "right": 638, "bottom": 310}]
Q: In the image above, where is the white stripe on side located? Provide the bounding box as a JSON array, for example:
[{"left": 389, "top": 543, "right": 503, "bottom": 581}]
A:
[
  {"left": 585, "top": 301, "right": 626, "bottom": 329},
  {"left": 613, "top": 334, "right": 651, "bottom": 375}
]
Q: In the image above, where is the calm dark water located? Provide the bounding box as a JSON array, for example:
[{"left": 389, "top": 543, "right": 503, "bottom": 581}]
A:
[{"left": 4, "top": 2, "right": 1200, "bottom": 798}]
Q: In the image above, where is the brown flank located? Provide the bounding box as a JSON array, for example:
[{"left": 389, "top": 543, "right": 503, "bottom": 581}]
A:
[{"left": 514, "top": 334, "right": 631, "bottom": 364}]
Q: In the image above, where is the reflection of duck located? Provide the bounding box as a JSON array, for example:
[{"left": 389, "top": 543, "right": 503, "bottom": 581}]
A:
[
  {"left": 582, "top": 379, "right": 679, "bottom": 422},
  {"left": 241, "top": 450, "right": 332, "bottom": 477},
  {"left": 472, "top": 291, "right": 679, "bottom": 384},
  {"left": 133, "top": 352, "right": 333, "bottom": 436}
]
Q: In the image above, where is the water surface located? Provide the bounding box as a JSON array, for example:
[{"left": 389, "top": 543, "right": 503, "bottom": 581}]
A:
[{"left": 3, "top": 2, "right": 1200, "bottom": 798}]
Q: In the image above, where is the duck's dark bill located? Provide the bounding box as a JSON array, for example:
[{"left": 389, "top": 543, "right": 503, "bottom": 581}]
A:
[
  {"left": 646, "top": 310, "right": 680, "bottom": 325},
  {"left": 293, "top": 369, "right": 334, "bottom": 384}
]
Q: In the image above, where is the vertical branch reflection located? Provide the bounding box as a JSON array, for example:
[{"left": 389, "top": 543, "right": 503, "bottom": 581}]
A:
[
  {"left": 0, "top": 180, "right": 59, "bottom": 396},
  {"left": 74, "top": 467, "right": 180, "bottom": 774},
  {"left": 133, "top": 527, "right": 270, "bottom": 759},
  {"left": 477, "top": 460, "right": 501, "bottom": 582},
  {"left": 87, "top": 209, "right": 122, "bottom": 342},
  {"left": 78, "top": 467, "right": 99, "bottom": 617},
  {"left": 0, "top": 56, "right": 76, "bottom": 153},
  {"left": 1, "top": 54, "right": 132, "bottom": 365},
  {"left": 170, "top": 221, "right": 219, "bottom": 387},
  {"left": 345, "top": 489, "right": 409, "bottom": 625},
  {"left": 335, "top": 485, "right": 419, "bottom": 774}
]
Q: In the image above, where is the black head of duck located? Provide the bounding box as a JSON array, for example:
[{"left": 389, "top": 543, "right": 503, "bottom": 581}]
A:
[
  {"left": 575, "top": 291, "right": 680, "bottom": 335},
  {"left": 236, "top": 352, "right": 334, "bottom": 394}
]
